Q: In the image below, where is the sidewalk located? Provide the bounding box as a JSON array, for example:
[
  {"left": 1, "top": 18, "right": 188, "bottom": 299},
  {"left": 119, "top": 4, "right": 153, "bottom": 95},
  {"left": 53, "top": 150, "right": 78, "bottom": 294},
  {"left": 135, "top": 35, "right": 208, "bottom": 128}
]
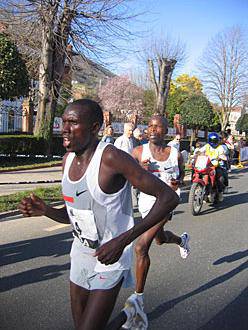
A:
[{"left": 0, "top": 166, "right": 62, "bottom": 184}]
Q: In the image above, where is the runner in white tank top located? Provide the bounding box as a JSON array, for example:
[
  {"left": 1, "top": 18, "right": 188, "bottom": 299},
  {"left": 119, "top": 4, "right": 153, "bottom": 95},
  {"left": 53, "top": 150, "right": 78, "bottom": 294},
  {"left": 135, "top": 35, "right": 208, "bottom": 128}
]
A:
[
  {"left": 122, "top": 115, "right": 191, "bottom": 330},
  {"left": 138, "top": 142, "right": 180, "bottom": 217},
  {"left": 19, "top": 101, "right": 180, "bottom": 330}
]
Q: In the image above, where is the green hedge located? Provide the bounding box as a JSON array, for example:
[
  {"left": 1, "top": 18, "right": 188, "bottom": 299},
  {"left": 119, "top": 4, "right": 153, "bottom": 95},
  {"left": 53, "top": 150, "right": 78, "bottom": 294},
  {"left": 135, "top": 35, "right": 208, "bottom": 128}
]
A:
[
  {"left": 0, "top": 185, "right": 62, "bottom": 212},
  {"left": 0, "top": 135, "right": 65, "bottom": 156}
]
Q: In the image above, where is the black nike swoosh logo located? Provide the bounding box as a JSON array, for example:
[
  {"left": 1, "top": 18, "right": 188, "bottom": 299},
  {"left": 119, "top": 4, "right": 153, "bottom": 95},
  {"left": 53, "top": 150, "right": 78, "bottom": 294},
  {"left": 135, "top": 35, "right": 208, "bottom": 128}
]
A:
[
  {"left": 164, "top": 166, "right": 173, "bottom": 171},
  {"left": 76, "top": 189, "right": 87, "bottom": 197}
]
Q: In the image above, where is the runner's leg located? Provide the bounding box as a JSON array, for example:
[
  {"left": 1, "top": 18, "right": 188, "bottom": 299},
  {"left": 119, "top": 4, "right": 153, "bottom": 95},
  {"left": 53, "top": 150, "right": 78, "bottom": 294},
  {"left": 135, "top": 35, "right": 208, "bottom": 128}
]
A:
[
  {"left": 76, "top": 279, "right": 123, "bottom": 330},
  {"left": 135, "top": 219, "right": 166, "bottom": 293},
  {"left": 70, "top": 281, "right": 89, "bottom": 328}
]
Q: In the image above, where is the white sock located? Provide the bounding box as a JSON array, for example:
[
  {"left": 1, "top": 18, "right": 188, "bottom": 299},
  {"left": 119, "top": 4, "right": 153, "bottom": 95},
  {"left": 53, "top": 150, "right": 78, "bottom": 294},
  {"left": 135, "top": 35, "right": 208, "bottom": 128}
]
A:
[{"left": 134, "top": 291, "right": 144, "bottom": 303}]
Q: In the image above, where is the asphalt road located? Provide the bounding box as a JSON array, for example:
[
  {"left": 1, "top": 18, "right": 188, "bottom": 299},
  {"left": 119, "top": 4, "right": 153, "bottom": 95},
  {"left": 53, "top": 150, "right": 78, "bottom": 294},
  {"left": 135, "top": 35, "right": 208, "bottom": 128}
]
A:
[{"left": 1, "top": 168, "right": 248, "bottom": 330}]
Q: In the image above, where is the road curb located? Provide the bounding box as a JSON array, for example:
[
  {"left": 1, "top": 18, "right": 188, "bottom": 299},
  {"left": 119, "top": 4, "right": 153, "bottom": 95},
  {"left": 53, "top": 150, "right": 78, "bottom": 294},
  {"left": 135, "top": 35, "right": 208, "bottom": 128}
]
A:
[{"left": 0, "top": 179, "right": 61, "bottom": 185}]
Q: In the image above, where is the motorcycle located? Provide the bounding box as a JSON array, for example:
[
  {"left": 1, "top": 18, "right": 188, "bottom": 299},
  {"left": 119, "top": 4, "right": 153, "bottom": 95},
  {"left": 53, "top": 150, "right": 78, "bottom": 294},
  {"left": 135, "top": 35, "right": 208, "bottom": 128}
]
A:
[{"left": 189, "top": 155, "right": 222, "bottom": 215}]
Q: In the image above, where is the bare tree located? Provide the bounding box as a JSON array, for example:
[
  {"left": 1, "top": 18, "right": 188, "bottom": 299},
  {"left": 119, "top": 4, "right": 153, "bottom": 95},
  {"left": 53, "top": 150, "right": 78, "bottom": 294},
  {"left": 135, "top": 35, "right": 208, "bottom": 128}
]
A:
[
  {"left": 143, "top": 34, "right": 186, "bottom": 116},
  {"left": 199, "top": 26, "right": 248, "bottom": 131},
  {"left": 0, "top": 0, "right": 138, "bottom": 149}
]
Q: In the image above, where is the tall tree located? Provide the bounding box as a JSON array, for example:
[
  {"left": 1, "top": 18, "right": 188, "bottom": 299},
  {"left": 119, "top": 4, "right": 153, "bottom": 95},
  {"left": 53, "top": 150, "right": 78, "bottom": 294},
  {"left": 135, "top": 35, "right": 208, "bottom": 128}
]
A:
[
  {"left": 144, "top": 35, "right": 186, "bottom": 116},
  {"left": 143, "top": 89, "right": 156, "bottom": 123},
  {"left": 199, "top": 26, "right": 248, "bottom": 131},
  {"left": 98, "top": 75, "right": 144, "bottom": 121},
  {"left": 236, "top": 114, "right": 248, "bottom": 135},
  {"left": 167, "top": 74, "right": 203, "bottom": 124},
  {"left": 0, "top": 33, "right": 29, "bottom": 100},
  {"left": 179, "top": 94, "right": 214, "bottom": 146},
  {"left": 0, "top": 1, "right": 138, "bottom": 148}
]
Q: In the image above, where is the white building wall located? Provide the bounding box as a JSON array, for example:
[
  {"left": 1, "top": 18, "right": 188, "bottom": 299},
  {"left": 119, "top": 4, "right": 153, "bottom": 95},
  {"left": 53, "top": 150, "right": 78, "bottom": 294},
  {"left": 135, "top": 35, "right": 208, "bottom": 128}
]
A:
[
  {"left": 229, "top": 109, "right": 241, "bottom": 134},
  {"left": 0, "top": 99, "right": 23, "bottom": 133}
]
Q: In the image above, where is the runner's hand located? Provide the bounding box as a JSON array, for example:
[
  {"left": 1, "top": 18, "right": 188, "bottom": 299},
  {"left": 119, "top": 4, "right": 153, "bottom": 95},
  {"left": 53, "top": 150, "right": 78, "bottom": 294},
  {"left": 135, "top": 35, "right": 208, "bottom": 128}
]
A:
[
  {"left": 170, "top": 178, "right": 179, "bottom": 191},
  {"left": 19, "top": 193, "right": 47, "bottom": 217},
  {"left": 94, "top": 232, "right": 129, "bottom": 265},
  {"left": 141, "top": 158, "right": 150, "bottom": 170}
]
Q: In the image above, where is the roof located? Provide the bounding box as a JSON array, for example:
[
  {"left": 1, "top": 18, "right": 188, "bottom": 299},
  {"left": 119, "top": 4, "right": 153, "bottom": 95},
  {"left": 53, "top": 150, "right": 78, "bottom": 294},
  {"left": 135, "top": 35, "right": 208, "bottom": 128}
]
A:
[{"left": 71, "top": 55, "right": 115, "bottom": 88}]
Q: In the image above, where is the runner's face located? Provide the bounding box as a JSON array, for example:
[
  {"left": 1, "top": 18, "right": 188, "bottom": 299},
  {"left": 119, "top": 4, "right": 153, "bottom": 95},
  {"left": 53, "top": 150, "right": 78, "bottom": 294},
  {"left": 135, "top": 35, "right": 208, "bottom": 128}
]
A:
[
  {"left": 148, "top": 118, "right": 167, "bottom": 144},
  {"left": 62, "top": 107, "right": 93, "bottom": 153}
]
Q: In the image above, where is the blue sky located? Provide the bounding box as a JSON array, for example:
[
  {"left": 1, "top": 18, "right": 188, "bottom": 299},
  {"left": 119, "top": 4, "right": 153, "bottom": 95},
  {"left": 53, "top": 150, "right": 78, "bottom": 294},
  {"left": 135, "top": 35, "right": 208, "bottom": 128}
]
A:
[{"left": 115, "top": 0, "right": 248, "bottom": 77}]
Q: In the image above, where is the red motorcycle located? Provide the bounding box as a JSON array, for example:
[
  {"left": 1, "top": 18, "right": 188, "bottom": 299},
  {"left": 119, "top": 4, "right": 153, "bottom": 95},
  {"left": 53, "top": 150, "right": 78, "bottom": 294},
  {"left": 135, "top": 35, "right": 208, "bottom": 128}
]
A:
[{"left": 189, "top": 155, "right": 221, "bottom": 215}]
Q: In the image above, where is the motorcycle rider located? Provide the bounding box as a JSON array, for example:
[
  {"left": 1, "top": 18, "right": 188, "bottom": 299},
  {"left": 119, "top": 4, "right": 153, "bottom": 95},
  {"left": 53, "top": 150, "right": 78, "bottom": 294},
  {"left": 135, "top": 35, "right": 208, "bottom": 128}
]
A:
[
  {"left": 199, "top": 132, "right": 227, "bottom": 201},
  {"left": 220, "top": 132, "right": 230, "bottom": 189}
]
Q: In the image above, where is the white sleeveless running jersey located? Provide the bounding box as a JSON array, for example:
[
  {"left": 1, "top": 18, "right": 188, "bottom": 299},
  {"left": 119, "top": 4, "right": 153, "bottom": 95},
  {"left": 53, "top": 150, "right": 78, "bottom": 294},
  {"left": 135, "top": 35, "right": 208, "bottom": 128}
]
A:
[
  {"left": 138, "top": 143, "right": 180, "bottom": 217},
  {"left": 62, "top": 141, "right": 134, "bottom": 272}
]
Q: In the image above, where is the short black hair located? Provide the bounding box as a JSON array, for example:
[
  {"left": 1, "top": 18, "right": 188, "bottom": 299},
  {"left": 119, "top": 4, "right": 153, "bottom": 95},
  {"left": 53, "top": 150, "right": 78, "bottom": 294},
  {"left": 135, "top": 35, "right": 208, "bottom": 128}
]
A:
[
  {"left": 226, "top": 128, "right": 231, "bottom": 134},
  {"left": 67, "top": 99, "right": 103, "bottom": 127},
  {"left": 149, "top": 114, "right": 168, "bottom": 129}
]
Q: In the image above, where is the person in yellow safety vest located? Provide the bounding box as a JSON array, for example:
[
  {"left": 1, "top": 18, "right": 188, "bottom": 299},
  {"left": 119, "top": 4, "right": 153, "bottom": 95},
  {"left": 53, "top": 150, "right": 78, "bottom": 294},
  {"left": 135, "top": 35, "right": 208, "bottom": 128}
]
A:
[{"left": 199, "top": 132, "right": 227, "bottom": 201}]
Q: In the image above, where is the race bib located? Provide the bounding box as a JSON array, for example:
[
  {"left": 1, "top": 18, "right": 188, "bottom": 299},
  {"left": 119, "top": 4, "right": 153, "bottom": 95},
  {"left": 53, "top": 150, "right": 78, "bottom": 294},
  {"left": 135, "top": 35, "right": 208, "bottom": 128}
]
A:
[{"left": 67, "top": 207, "right": 99, "bottom": 248}]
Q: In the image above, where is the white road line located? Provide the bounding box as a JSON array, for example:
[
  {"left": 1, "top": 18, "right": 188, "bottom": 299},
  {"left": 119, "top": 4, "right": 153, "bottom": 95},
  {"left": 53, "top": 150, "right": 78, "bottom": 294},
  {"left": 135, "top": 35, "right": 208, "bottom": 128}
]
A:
[{"left": 44, "top": 223, "right": 70, "bottom": 231}]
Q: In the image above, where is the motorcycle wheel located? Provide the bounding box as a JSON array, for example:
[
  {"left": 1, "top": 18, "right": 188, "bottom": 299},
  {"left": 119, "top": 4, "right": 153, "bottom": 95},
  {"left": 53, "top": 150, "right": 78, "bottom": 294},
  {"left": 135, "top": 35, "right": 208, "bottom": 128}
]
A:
[{"left": 189, "top": 182, "right": 205, "bottom": 215}]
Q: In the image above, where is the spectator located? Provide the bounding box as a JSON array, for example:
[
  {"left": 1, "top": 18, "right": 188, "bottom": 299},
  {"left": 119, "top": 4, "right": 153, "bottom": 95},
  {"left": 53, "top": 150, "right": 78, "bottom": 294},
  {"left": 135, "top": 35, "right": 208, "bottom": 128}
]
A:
[
  {"left": 225, "top": 129, "right": 235, "bottom": 169},
  {"left": 101, "top": 125, "right": 115, "bottom": 144},
  {"left": 193, "top": 140, "right": 202, "bottom": 155},
  {"left": 238, "top": 137, "right": 246, "bottom": 149},
  {"left": 114, "top": 122, "right": 134, "bottom": 154},
  {"left": 181, "top": 150, "right": 189, "bottom": 164},
  {"left": 141, "top": 128, "right": 149, "bottom": 144},
  {"left": 133, "top": 127, "right": 143, "bottom": 148},
  {"left": 168, "top": 134, "right": 181, "bottom": 151}
]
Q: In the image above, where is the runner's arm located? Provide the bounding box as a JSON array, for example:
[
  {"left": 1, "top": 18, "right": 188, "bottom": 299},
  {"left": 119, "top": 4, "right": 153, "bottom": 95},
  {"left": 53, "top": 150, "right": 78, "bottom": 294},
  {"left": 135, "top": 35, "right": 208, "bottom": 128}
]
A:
[
  {"left": 19, "top": 193, "right": 70, "bottom": 223},
  {"left": 94, "top": 147, "right": 179, "bottom": 264},
  {"left": 19, "top": 153, "right": 70, "bottom": 224}
]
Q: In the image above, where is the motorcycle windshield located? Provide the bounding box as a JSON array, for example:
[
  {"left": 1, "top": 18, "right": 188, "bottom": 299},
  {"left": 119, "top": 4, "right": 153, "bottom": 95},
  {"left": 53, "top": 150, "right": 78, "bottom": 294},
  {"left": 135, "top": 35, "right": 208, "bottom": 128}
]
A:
[{"left": 195, "top": 155, "right": 209, "bottom": 170}]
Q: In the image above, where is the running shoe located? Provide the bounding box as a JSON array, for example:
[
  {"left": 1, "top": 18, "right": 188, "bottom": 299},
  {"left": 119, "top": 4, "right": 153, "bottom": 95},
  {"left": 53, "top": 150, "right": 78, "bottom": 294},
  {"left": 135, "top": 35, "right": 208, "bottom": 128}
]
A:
[
  {"left": 223, "top": 186, "right": 229, "bottom": 194},
  {"left": 179, "top": 232, "right": 190, "bottom": 259},
  {"left": 122, "top": 293, "right": 148, "bottom": 329},
  {"left": 218, "top": 192, "right": 224, "bottom": 202}
]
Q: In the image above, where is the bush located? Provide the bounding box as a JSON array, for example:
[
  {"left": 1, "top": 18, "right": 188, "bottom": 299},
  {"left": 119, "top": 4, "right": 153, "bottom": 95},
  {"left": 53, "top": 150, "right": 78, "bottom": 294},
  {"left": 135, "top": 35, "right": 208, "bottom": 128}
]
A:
[{"left": 0, "top": 135, "right": 65, "bottom": 156}]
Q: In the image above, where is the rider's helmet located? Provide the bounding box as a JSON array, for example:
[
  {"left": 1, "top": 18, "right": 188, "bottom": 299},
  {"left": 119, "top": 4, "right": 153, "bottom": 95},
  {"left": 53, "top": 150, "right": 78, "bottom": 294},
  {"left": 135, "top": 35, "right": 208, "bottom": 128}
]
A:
[{"left": 208, "top": 132, "right": 220, "bottom": 148}]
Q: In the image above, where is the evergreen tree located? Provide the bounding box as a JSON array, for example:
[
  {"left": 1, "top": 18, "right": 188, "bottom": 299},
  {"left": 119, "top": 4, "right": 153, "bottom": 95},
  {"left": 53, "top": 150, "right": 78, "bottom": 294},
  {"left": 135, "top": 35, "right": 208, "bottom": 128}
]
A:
[{"left": 0, "top": 33, "right": 29, "bottom": 100}]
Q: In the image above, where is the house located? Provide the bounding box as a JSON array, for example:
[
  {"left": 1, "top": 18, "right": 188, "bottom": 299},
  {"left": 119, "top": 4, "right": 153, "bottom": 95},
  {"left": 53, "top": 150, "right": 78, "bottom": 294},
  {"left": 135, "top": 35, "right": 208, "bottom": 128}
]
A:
[
  {"left": 0, "top": 99, "right": 23, "bottom": 133},
  {"left": 0, "top": 53, "right": 114, "bottom": 134},
  {"left": 228, "top": 106, "right": 242, "bottom": 134}
]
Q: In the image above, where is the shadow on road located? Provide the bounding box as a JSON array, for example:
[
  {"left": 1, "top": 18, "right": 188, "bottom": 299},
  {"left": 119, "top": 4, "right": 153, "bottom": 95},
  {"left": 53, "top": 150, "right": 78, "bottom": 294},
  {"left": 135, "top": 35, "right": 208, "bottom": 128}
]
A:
[
  {"left": 0, "top": 231, "right": 72, "bottom": 267},
  {"left": 213, "top": 249, "right": 248, "bottom": 265},
  {"left": 199, "top": 287, "right": 248, "bottom": 330},
  {"left": 148, "top": 260, "right": 248, "bottom": 321},
  {"left": 0, "top": 232, "right": 72, "bottom": 292},
  {"left": 1, "top": 263, "right": 70, "bottom": 292},
  {"left": 199, "top": 192, "right": 248, "bottom": 215}
]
